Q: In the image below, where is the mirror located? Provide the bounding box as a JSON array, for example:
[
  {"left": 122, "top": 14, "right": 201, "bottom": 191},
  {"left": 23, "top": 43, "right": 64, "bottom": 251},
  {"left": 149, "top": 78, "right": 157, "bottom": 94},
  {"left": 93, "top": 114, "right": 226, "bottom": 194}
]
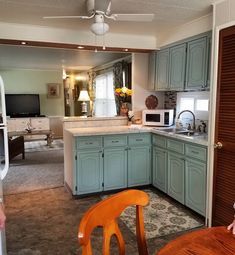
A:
[{"left": 0, "top": 44, "right": 131, "bottom": 117}]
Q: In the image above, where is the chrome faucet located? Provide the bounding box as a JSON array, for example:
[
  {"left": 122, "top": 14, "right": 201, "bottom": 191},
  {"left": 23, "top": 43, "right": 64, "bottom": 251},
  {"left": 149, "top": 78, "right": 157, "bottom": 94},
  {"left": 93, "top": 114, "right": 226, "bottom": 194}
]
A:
[{"left": 177, "top": 110, "right": 196, "bottom": 130}]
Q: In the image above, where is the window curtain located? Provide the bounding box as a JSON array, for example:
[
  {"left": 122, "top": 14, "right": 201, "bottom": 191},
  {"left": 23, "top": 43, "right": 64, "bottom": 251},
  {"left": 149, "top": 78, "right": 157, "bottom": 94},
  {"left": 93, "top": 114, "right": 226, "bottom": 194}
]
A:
[
  {"left": 113, "top": 60, "right": 132, "bottom": 114},
  {"left": 93, "top": 72, "right": 117, "bottom": 117},
  {"left": 87, "top": 70, "right": 96, "bottom": 116}
]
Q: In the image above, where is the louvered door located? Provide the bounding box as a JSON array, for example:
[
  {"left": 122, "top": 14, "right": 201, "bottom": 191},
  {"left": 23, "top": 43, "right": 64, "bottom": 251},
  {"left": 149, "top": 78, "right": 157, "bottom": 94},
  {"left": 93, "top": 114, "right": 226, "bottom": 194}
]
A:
[{"left": 212, "top": 26, "right": 235, "bottom": 226}]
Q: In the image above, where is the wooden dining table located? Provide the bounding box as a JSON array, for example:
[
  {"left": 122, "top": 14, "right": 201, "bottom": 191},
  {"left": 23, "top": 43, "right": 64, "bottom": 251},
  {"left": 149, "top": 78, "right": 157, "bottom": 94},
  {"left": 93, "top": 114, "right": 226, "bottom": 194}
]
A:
[{"left": 157, "top": 226, "right": 235, "bottom": 255}]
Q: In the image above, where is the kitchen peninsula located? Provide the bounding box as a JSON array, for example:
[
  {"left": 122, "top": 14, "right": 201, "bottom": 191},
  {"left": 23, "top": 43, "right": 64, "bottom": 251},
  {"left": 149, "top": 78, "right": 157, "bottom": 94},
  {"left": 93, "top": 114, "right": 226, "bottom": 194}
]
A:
[{"left": 64, "top": 123, "right": 208, "bottom": 216}]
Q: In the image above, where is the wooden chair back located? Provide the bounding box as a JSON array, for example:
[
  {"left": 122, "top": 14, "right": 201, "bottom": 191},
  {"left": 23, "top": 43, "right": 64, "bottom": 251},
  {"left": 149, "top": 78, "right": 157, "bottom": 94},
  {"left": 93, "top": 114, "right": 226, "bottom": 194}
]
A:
[{"left": 78, "top": 189, "right": 149, "bottom": 255}]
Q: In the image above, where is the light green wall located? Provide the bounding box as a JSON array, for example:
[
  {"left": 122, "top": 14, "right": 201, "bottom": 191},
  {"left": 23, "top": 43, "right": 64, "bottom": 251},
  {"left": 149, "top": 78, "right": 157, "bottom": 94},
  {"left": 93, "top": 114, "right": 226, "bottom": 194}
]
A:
[{"left": 0, "top": 69, "right": 64, "bottom": 116}]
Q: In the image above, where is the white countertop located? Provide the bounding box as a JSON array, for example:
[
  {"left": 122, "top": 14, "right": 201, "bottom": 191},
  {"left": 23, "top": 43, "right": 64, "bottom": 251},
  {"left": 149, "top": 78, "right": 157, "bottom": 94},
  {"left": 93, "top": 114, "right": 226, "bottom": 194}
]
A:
[
  {"left": 63, "top": 116, "right": 127, "bottom": 122},
  {"left": 65, "top": 125, "right": 208, "bottom": 146}
]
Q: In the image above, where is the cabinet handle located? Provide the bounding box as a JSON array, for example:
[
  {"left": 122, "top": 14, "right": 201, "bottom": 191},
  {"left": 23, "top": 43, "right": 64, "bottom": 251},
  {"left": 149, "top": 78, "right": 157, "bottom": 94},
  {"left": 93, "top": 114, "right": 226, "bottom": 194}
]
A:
[
  {"left": 111, "top": 140, "right": 119, "bottom": 143},
  {"left": 85, "top": 142, "right": 93, "bottom": 145},
  {"left": 136, "top": 139, "right": 143, "bottom": 141},
  {"left": 191, "top": 150, "right": 199, "bottom": 154},
  {"left": 125, "top": 148, "right": 128, "bottom": 151},
  {"left": 99, "top": 150, "right": 102, "bottom": 153}
]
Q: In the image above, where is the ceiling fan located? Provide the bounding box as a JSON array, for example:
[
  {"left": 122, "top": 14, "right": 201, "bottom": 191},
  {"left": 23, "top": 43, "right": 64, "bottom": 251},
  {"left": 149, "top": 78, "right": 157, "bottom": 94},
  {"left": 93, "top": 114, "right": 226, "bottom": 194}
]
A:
[{"left": 43, "top": 0, "right": 155, "bottom": 35}]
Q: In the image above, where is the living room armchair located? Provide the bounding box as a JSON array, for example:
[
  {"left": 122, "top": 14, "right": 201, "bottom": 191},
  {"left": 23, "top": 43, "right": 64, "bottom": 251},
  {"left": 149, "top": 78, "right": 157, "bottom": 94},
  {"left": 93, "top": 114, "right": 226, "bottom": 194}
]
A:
[{"left": 8, "top": 136, "right": 25, "bottom": 161}]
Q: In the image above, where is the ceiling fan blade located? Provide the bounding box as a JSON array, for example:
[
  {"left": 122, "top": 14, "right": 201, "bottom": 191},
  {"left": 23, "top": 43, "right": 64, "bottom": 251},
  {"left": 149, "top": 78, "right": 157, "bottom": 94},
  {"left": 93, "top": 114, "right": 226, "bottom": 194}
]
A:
[
  {"left": 43, "top": 15, "right": 94, "bottom": 20},
  {"left": 106, "top": 1, "right": 112, "bottom": 15},
  {"left": 111, "top": 13, "right": 154, "bottom": 22}
]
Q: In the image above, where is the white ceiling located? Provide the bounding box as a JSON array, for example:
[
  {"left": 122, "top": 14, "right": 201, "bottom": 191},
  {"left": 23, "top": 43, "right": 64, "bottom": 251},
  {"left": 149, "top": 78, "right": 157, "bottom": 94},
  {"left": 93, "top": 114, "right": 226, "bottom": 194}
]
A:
[
  {"left": 0, "top": 0, "right": 217, "bottom": 71},
  {"left": 0, "top": 0, "right": 216, "bottom": 37}
]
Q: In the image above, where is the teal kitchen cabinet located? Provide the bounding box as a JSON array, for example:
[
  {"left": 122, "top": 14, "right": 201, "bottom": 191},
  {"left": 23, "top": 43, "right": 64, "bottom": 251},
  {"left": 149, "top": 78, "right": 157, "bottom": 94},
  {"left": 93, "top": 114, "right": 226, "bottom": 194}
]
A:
[
  {"left": 148, "top": 51, "right": 156, "bottom": 91},
  {"left": 152, "top": 146, "right": 167, "bottom": 192},
  {"left": 185, "top": 158, "right": 206, "bottom": 215},
  {"left": 103, "top": 148, "right": 127, "bottom": 190},
  {"left": 128, "top": 134, "right": 151, "bottom": 187},
  {"left": 103, "top": 135, "right": 128, "bottom": 191},
  {"left": 185, "top": 143, "right": 207, "bottom": 215},
  {"left": 76, "top": 150, "right": 103, "bottom": 195},
  {"left": 167, "top": 152, "right": 185, "bottom": 204},
  {"left": 128, "top": 146, "right": 151, "bottom": 187},
  {"left": 169, "top": 43, "right": 186, "bottom": 91},
  {"left": 156, "top": 49, "right": 169, "bottom": 90},
  {"left": 185, "top": 36, "right": 208, "bottom": 90}
]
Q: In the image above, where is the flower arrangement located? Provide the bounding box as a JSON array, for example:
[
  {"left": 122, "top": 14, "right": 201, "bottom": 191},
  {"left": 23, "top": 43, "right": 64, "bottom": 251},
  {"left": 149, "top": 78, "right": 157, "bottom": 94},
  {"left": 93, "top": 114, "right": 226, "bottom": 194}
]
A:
[{"left": 115, "top": 87, "right": 132, "bottom": 103}]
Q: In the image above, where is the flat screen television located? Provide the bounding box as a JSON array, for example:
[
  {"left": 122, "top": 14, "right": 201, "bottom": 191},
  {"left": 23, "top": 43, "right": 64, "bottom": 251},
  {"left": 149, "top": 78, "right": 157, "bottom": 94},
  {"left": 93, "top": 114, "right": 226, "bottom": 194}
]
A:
[{"left": 5, "top": 94, "right": 40, "bottom": 118}]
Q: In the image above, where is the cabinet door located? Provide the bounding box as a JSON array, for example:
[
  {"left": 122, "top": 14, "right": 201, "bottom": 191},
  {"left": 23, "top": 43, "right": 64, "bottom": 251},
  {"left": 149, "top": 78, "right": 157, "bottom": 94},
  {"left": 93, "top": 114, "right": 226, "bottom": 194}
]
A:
[
  {"left": 104, "top": 148, "right": 127, "bottom": 191},
  {"left": 185, "top": 159, "right": 206, "bottom": 216},
  {"left": 168, "top": 152, "right": 185, "bottom": 203},
  {"left": 186, "top": 37, "right": 208, "bottom": 90},
  {"left": 169, "top": 43, "right": 186, "bottom": 91},
  {"left": 152, "top": 147, "right": 167, "bottom": 192},
  {"left": 156, "top": 49, "right": 169, "bottom": 90},
  {"left": 76, "top": 150, "right": 103, "bottom": 195},
  {"left": 148, "top": 51, "right": 156, "bottom": 91},
  {"left": 128, "top": 146, "right": 151, "bottom": 187}
]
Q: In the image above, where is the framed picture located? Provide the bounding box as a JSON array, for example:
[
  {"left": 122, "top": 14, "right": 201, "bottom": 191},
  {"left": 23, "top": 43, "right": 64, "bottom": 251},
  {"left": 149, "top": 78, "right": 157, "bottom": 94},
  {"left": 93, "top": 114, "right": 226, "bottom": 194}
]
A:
[{"left": 47, "top": 83, "right": 60, "bottom": 98}]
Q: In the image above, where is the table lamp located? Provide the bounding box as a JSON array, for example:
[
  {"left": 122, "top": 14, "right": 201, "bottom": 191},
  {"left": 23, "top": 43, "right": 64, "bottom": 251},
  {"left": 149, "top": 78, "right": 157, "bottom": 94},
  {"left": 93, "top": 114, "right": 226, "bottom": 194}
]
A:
[{"left": 78, "top": 90, "right": 90, "bottom": 117}]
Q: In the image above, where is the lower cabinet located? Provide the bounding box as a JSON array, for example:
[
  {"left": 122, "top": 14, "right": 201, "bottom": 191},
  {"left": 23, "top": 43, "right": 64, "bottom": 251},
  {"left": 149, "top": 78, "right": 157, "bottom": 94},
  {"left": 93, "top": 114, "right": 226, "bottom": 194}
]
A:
[
  {"left": 128, "top": 146, "right": 151, "bottom": 187},
  {"left": 75, "top": 133, "right": 151, "bottom": 195},
  {"left": 152, "top": 146, "right": 167, "bottom": 192},
  {"left": 103, "top": 148, "right": 127, "bottom": 191},
  {"left": 185, "top": 158, "right": 206, "bottom": 215},
  {"left": 168, "top": 152, "right": 185, "bottom": 204},
  {"left": 76, "top": 150, "right": 103, "bottom": 195},
  {"left": 152, "top": 134, "right": 207, "bottom": 216}
]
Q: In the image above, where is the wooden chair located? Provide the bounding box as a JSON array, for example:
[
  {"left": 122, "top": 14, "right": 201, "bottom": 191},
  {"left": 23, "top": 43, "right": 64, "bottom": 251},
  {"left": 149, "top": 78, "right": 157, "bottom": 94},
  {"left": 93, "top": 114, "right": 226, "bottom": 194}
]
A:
[{"left": 78, "top": 189, "right": 149, "bottom": 255}]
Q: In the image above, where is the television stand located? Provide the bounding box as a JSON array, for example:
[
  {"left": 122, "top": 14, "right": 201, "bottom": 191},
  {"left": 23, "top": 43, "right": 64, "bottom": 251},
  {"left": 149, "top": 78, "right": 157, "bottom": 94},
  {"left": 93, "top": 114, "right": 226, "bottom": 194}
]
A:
[{"left": 8, "top": 130, "right": 53, "bottom": 147}]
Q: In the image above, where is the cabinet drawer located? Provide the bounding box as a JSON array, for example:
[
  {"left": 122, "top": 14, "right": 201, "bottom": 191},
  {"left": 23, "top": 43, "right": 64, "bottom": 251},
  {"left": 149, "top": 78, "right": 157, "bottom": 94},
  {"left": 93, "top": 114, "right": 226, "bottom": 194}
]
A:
[
  {"left": 167, "top": 139, "right": 184, "bottom": 154},
  {"left": 152, "top": 135, "right": 166, "bottom": 148},
  {"left": 128, "top": 134, "right": 151, "bottom": 146},
  {"left": 104, "top": 135, "right": 127, "bottom": 147},
  {"left": 76, "top": 137, "right": 102, "bottom": 149},
  {"left": 31, "top": 118, "right": 49, "bottom": 130},
  {"left": 185, "top": 144, "right": 207, "bottom": 161}
]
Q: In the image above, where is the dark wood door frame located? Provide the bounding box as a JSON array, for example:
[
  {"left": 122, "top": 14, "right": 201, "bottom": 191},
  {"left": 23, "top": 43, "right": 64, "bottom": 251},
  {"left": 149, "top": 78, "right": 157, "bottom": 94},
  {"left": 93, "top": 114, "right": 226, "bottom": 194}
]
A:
[{"left": 212, "top": 25, "right": 235, "bottom": 226}]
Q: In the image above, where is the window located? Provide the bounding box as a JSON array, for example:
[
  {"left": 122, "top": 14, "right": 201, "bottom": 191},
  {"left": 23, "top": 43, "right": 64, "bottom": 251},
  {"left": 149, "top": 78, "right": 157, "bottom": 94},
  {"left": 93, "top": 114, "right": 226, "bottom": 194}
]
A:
[
  {"left": 94, "top": 72, "right": 117, "bottom": 117},
  {"left": 196, "top": 99, "right": 209, "bottom": 111}
]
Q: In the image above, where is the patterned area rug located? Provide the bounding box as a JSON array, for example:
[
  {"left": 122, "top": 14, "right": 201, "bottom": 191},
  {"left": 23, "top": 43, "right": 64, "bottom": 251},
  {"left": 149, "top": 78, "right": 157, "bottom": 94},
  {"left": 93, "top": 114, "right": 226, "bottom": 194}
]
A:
[
  {"left": 103, "top": 189, "right": 203, "bottom": 239},
  {"left": 25, "top": 139, "right": 64, "bottom": 152}
]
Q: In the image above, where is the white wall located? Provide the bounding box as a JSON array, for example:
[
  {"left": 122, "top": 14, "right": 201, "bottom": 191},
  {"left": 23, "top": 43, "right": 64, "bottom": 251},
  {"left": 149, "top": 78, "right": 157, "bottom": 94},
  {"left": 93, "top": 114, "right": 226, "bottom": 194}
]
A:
[
  {"left": 214, "top": 0, "right": 235, "bottom": 27},
  {"left": 0, "top": 69, "right": 64, "bottom": 116},
  {"left": 0, "top": 22, "right": 157, "bottom": 50},
  {"left": 132, "top": 53, "right": 164, "bottom": 120},
  {"left": 158, "top": 14, "right": 213, "bottom": 47}
]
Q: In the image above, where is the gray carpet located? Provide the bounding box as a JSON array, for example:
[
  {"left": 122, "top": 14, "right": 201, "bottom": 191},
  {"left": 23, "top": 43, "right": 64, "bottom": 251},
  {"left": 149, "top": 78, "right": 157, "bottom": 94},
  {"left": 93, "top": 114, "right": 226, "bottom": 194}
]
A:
[{"left": 3, "top": 149, "right": 64, "bottom": 195}]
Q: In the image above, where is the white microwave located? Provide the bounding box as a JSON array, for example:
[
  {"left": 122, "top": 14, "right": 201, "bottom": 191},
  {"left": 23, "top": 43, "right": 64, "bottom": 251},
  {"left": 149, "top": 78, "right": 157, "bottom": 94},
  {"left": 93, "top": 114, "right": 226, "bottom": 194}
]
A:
[{"left": 142, "top": 109, "right": 174, "bottom": 126}]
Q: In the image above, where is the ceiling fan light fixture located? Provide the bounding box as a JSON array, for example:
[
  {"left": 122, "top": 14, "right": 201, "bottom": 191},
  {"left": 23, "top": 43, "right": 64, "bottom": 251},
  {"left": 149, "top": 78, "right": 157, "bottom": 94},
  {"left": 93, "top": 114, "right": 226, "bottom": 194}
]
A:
[{"left": 90, "top": 22, "right": 109, "bottom": 35}]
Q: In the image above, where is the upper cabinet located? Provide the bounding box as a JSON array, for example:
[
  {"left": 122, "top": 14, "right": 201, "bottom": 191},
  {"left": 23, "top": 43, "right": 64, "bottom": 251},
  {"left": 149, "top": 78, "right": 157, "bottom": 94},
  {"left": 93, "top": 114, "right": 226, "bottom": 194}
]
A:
[
  {"left": 156, "top": 49, "right": 169, "bottom": 90},
  {"left": 148, "top": 51, "right": 156, "bottom": 91},
  {"left": 169, "top": 43, "right": 186, "bottom": 91},
  {"left": 185, "top": 37, "right": 208, "bottom": 90},
  {"left": 150, "top": 32, "right": 211, "bottom": 92}
]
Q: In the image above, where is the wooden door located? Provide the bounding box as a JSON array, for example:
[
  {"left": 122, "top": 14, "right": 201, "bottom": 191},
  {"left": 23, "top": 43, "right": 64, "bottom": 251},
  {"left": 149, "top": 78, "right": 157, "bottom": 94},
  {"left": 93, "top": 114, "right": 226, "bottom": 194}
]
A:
[{"left": 212, "top": 26, "right": 235, "bottom": 226}]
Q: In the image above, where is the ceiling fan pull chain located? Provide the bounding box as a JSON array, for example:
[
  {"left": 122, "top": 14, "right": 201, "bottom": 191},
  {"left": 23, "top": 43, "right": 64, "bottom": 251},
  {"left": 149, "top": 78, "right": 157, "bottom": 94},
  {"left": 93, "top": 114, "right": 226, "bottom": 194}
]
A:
[{"left": 102, "top": 23, "right": 106, "bottom": 50}]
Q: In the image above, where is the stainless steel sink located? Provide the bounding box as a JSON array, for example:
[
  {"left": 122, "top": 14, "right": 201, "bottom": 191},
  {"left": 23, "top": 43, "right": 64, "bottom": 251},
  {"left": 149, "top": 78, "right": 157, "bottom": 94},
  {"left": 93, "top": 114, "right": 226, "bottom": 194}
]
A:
[{"left": 157, "top": 128, "right": 205, "bottom": 137}]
